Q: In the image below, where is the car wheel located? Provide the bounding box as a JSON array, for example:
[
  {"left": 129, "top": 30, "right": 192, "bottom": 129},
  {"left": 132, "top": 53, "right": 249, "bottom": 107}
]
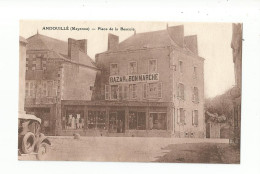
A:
[
  {"left": 36, "top": 142, "right": 49, "bottom": 160},
  {"left": 22, "top": 132, "right": 35, "bottom": 154}
]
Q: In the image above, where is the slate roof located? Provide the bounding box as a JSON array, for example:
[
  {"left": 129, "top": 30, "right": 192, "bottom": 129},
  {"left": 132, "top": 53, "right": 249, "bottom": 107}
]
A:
[
  {"left": 26, "top": 34, "right": 97, "bottom": 69},
  {"left": 102, "top": 28, "right": 198, "bottom": 56}
]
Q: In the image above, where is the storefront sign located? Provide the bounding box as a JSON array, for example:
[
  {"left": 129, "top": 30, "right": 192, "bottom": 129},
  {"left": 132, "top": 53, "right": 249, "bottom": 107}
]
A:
[{"left": 109, "top": 73, "right": 159, "bottom": 84}]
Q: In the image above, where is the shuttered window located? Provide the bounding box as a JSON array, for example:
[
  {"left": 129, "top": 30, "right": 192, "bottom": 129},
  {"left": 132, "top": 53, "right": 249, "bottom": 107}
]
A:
[
  {"left": 177, "top": 108, "right": 185, "bottom": 124},
  {"left": 178, "top": 83, "right": 185, "bottom": 100},
  {"left": 192, "top": 110, "right": 199, "bottom": 126},
  {"left": 129, "top": 84, "right": 137, "bottom": 99},
  {"left": 193, "top": 87, "right": 199, "bottom": 102},
  {"left": 123, "top": 85, "right": 129, "bottom": 100},
  {"left": 25, "top": 81, "right": 36, "bottom": 98},
  {"left": 105, "top": 85, "right": 110, "bottom": 100}
]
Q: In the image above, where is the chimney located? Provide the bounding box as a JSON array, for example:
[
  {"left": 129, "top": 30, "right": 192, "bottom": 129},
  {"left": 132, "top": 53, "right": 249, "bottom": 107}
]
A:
[
  {"left": 68, "top": 38, "right": 79, "bottom": 62},
  {"left": 108, "top": 33, "right": 119, "bottom": 50},
  {"left": 77, "top": 39, "right": 88, "bottom": 54},
  {"left": 184, "top": 35, "right": 198, "bottom": 54},
  {"left": 167, "top": 25, "right": 184, "bottom": 47}
]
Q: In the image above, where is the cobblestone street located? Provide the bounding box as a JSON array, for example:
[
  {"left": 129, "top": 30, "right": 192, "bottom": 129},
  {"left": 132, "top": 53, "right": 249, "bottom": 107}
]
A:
[{"left": 19, "top": 136, "right": 239, "bottom": 163}]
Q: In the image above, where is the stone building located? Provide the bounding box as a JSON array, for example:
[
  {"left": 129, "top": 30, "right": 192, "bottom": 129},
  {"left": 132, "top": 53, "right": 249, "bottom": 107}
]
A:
[
  {"left": 230, "top": 23, "right": 242, "bottom": 144},
  {"left": 86, "top": 25, "right": 205, "bottom": 137},
  {"left": 24, "top": 33, "right": 99, "bottom": 135}
]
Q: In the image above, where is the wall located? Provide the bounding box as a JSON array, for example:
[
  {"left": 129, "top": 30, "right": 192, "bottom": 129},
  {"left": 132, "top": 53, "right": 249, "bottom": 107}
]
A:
[
  {"left": 95, "top": 47, "right": 173, "bottom": 102},
  {"left": 19, "top": 38, "right": 27, "bottom": 114},
  {"left": 61, "top": 63, "right": 97, "bottom": 101},
  {"left": 172, "top": 49, "right": 205, "bottom": 138}
]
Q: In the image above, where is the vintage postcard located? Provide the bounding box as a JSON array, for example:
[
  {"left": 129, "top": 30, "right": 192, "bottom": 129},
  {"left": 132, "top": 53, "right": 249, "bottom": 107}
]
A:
[{"left": 18, "top": 20, "right": 241, "bottom": 163}]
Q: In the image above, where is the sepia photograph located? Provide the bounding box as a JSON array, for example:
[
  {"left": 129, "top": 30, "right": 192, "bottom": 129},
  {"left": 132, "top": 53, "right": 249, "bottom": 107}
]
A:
[{"left": 18, "top": 20, "right": 241, "bottom": 163}]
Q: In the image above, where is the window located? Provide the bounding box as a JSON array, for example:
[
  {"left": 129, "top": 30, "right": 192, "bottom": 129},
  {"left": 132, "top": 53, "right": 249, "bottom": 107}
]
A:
[
  {"left": 177, "top": 83, "right": 185, "bottom": 100},
  {"left": 193, "top": 66, "right": 197, "bottom": 78},
  {"left": 42, "top": 81, "right": 56, "bottom": 97},
  {"left": 146, "top": 82, "right": 162, "bottom": 99},
  {"left": 149, "top": 59, "right": 157, "bottom": 73},
  {"left": 25, "top": 81, "right": 36, "bottom": 98},
  {"left": 149, "top": 113, "right": 167, "bottom": 130},
  {"left": 177, "top": 108, "right": 185, "bottom": 124},
  {"left": 129, "top": 111, "right": 146, "bottom": 130},
  {"left": 129, "top": 84, "right": 137, "bottom": 99},
  {"left": 63, "top": 111, "right": 84, "bottom": 130},
  {"left": 36, "top": 58, "right": 42, "bottom": 70},
  {"left": 105, "top": 85, "right": 128, "bottom": 101},
  {"left": 179, "top": 60, "right": 183, "bottom": 73},
  {"left": 110, "top": 85, "right": 118, "bottom": 100},
  {"left": 192, "top": 110, "right": 199, "bottom": 126},
  {"left": 88, "top": 111, "right": 106, "bottom": 130},
  {"left": 110, "top": 63, "right": 118, "bottom": 75},
  {"left": 193, "top": 87, "right": 199, "bottom": 102},
  {"left": 128, "top": 61, "right": 137, "bottom": 74}
]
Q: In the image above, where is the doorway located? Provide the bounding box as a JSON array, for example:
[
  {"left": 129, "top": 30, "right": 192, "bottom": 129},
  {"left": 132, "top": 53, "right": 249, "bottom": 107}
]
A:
[{"left": 109, "top": 111, "right": 125, "bottom": 133}]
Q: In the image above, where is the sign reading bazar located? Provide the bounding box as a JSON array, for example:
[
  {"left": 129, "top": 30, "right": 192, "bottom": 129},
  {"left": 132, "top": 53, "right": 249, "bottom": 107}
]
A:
[{"left": 109, "top": 73, "right": 159, "bottom": 84}]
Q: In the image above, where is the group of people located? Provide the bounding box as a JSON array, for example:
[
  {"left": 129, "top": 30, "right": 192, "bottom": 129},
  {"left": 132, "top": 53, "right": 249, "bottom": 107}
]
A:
[{"left": 64, "top": 114, "right": 84, "bottom": 130}]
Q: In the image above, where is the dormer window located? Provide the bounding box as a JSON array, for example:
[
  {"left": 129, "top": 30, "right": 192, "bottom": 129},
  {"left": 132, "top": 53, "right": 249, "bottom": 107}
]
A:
[
  {"left": 128, "top": 61, "right": 137, "bottom": 74},
  {"left": 149, "top": 59, "right": 157, "bottom": 73},
  {"left": 110, "top": 63, "right": 118, "bottom": 75}
]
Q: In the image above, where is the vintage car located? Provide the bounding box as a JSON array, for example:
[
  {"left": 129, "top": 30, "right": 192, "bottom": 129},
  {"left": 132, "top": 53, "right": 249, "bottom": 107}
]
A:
[{"left": 18, "top": 113, "right": 51, "bottom": 160}]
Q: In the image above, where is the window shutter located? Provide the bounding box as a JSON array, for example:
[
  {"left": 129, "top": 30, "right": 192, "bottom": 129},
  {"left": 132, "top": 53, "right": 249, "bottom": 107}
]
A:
[
  {"left": 132, "top": 84, "right": 137, "bottom": 99},
  {"left": 123, "top": 85, "right": 128, "bottom": 99},
  {"left": 129, "top": 84, "right": 133, "bottom": 99},
  {"left": 177, "top": 109, "right": 180, "bottom": 123},
  {"left": 183, "top": 110, "right": 186, "bottom": 124},
  {"left": 192, "top": 110, "right": 194, "bottom": 125},
  {"left": 195, "top": 111, "right": 198, "bottom": 125},
  {"left": 143, "top": 83, "right": 147, "bottom": 99},
  {"left": 105, "top": 85, "right": 110, "bottom": 100},
  {"left": 158, "top": 82, "right": 162, "bottom": 98},
  {"left": 119, "top": 85, "right": 123, "bottom": 100}
]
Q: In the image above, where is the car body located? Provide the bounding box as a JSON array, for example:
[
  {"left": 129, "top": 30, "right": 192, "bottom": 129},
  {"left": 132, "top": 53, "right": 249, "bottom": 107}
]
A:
[{"left": 18, "top": 113, "right": 51, "bottom": 160}]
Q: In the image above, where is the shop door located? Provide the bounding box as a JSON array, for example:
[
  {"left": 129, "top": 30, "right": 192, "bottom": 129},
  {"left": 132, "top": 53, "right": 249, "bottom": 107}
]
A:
[{"left": 109, "top": 111, "right": 125, "bottom": 133}]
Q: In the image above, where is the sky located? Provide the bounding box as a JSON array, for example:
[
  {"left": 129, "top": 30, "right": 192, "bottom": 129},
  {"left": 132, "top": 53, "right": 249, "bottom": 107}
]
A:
[{"left": 20, "top": 20, "right": 235, "bottom": 98}]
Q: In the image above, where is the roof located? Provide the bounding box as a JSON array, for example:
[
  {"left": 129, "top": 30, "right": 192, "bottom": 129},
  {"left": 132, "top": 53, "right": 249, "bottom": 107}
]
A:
[
  {"left": 26, "top": 34, "right": 97, "bottom": 69},
  {"left": 18, "top": 113, "right": 41, "bottom": 123},
  {"left": 19, "top": 36, "right": 28, "bottom": 44},
  {"left": 115, "top": 30, "right": 178, "bottom": 51},
  {"left": 99, "top": 27, "right": 201, "bottom": 59}
]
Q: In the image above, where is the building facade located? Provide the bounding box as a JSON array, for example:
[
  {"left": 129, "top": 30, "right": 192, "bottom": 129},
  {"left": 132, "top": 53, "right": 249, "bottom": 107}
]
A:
[
  {"left": 89, "top": 25, "right": 205, "bottom": 137},
  {"left": 23, "top": 25, "right": 205, "bottom": 138},
  {"left": 24, "top": 33, "right": 98, "bottom": 135}
]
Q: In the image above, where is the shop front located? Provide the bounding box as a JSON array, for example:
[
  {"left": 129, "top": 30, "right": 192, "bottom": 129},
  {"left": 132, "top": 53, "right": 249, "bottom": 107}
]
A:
[{"left": 59, "top": 101, "right": 173, "bottom": 137}]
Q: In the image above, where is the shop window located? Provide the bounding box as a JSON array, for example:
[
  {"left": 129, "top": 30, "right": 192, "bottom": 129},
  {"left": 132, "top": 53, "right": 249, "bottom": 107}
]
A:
[
  {"left": 63, "top": 111, "right": 84, "bottom": 130},
  {"left": 25, "top": 81, "right": 36, "bottom": 98},
  {"left": 129, "top": 84, "right": 137, "bottom": 99},
  {"left": 149, "top": 113, "right": 167, "bottom": 130},
  {"left": 110, "top": 63, "right": 118, "bottom": 75},
  {"left": 110, "top": 85, "right": 118, "bottom": 100},
  {"left": 179, "top": 60, "right": 183, "bottom": 73},
  {"left": 149, "top": 59, "right": 157, "bottom": 73},
  {"left": 193, "top": 87, "right": 199, "bottom": 102},
  {"left": 177, "top": 108, "right": 185, "bottom": 124},
  {"left": 192, "top": 110, "right": 199, "bottom": 126},
  {"left": 147, "top": 82, "right": 162, "bottom": 99},
  {"left": 128, "top": 61, "right": 137, "bottom": 74},
  {"left": 129, "top": 111, "right": 146, "bottom": 130},
  {"left": 177, "top": 83, "right": 185, "bottom": 100},
  {"left": 36, "top": 57, "right": 42, "bottom": 70},
  {"left": 88, "top": 111, "right": 106, "bottom": 130}
]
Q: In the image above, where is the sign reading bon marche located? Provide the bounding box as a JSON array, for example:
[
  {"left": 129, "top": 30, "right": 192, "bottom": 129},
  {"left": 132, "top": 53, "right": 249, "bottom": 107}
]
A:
[{"left": 109, "top": 73, "right": 159, "bottom": 84}]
